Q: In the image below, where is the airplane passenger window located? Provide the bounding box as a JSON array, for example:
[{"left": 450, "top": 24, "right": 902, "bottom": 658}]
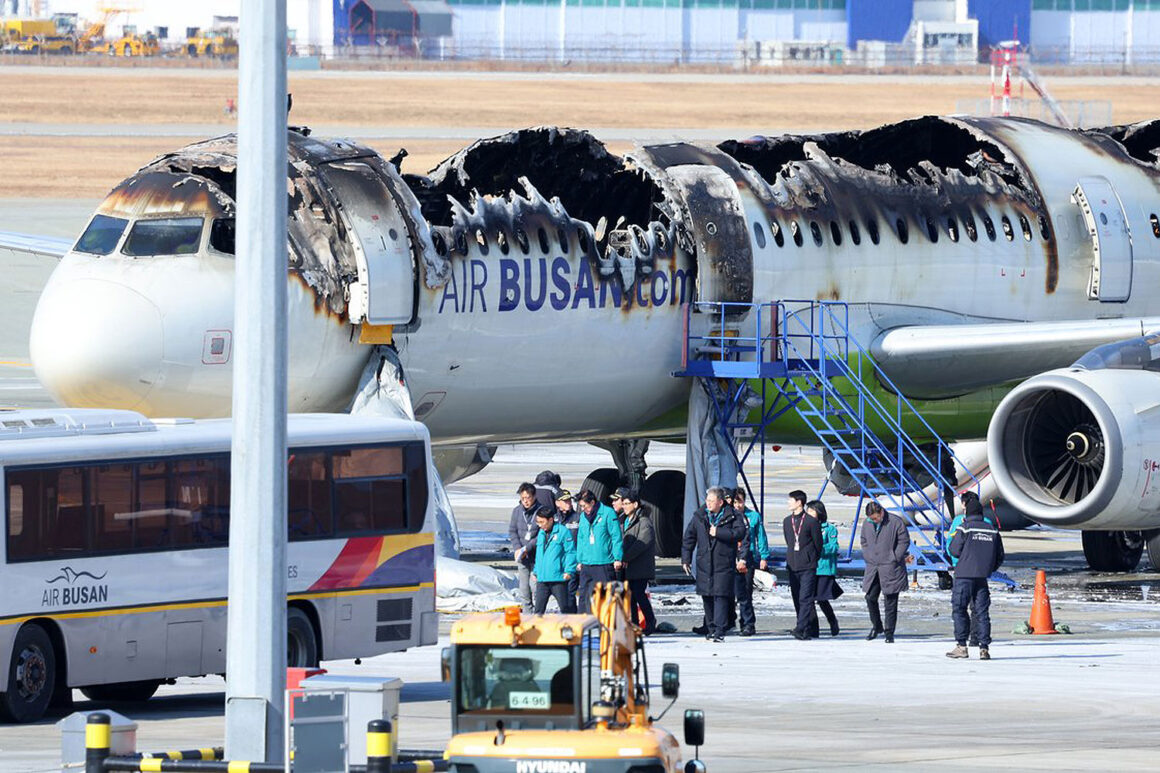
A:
[
  {"left": 895, "top": 218, "right": 908, "bottom": 245},
  {"left": 772, "top": 221, "right": 785, "bottom": 248},
  {"left": 982, "top": 214, "right": 996, "bottom": 241},
  {"left": 210, "top": 218, "right": 235, "bottom": 255},
  {"left": 924, "top": 216, "right": 938, "bottom": 243},
  {"left": 865, "top": 218, "right": 879, "bottom": 245},
  {"left": 945, "top": 216, "right": 959, "bottom": 243},
  {"left": 848, "top": 220, "right": 860, "bottom": 245},
  {"left": 74, "top": 214, "right": 129, "bottom": 256},
  {"left": 1019, "top": 214, "right": 1033, "bottom": 241},
  {"left": 1038, "top": 214, "right": 1051, "bottom": 241},
  {"left": 810, "top": 221, "right": 823, "bottom": 246},
  {"left": 122, "top": 217, "right": 204, "bottom": 257},
  {"left": 791, "top": 221, "right": 803, "bottom": 247},
  {"left": 537, "top": 227, "right": 551, "bottom": 253},
  {"left": 829, "top": 221, "right": 842, "bottom": 246},
  {"left": 1001, "top": 215, "right": 1014, "bottom": 241},
  {"left": 753, "top": 222, "right": 766, "bottom": 249},
  {"left": 963, "top": 215, "right": 978, "bottom": 242}
]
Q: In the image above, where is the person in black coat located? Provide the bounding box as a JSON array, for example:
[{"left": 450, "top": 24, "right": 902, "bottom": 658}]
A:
[
  {"left": 620, "top": 489, "right": 657, "bottom": 635},
  {"left": 783, "top": 489, "right": 824, "bottom": 640},
  {"left": 682, "top": 486, "right": 748, "bottom": 643}
]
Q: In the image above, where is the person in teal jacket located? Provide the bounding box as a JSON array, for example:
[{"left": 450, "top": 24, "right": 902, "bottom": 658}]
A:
[
  {"left": 808, "top": 500, "right": 844, "bottom": 637},
  {"left": 731, "top": 488, "right": 770, "bottom": 636},
  {"left": 532, "top": 506, "right": 576, "bottom": 614},
  {"left": 575, "top": 489, "right": 623, "bottom": 614},
  {"left": 946, "top": 492, "right": 996, "bottom": 567}
]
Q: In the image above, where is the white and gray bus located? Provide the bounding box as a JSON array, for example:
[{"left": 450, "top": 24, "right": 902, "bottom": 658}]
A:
[{"left": 0, "top": 409, "right": 438, "bottom": 722}]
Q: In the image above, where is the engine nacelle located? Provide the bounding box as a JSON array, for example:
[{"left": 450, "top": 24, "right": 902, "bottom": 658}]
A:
[{"left": 987, "top": 367, "right": 1160, "bottom": 531}]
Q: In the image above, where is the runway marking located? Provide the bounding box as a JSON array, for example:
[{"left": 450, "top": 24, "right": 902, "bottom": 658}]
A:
[{"left": 0, "top": 361, "right": 31, "bottom": 367}]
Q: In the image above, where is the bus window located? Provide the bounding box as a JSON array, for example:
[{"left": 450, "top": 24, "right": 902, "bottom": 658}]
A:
[
  {"left": 171, "top": 456, "right": 229, "bottom": 546},
  {"left": 6, "top": 466, "right": 88, "bottom": 560},
  {"left": 134, "top": 461, "right": 171, "bottom": 549},
  {"left": 332, "top": 446, "right": 403, "bottom": 479},
  {"left": 92, "top": 463, "right": 133, "bottom": 553},
  {"left": 288, "top": 451, "right": 332, "bottom": 539},
  {"left": 335, "top": 478, "right": 406, "bottom": 534}
]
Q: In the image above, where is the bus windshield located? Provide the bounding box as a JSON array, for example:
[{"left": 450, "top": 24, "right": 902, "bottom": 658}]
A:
[{"left": 457, "top": 645, "right": 575, "bottom": 716}]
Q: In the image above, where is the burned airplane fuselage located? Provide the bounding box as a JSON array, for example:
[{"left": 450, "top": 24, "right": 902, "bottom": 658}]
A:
[{"left": 30, "top": 117, "right": 1160, "bottom": 446}]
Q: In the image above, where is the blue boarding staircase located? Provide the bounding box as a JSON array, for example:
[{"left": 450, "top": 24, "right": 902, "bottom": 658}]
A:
[{"left": 676, "top": 300, "right": 1005, "bottom": 581}]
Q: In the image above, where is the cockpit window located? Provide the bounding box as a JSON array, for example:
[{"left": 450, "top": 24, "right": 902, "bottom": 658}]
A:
[
  {"left": 74, "top": 214, "right": 129, "bottom": 256},
  {"left": 122, "top": 217, "right": 204, "bottom": 257},
  {"left": 209, "top": 218, "right": 235, "bottom": 255}
]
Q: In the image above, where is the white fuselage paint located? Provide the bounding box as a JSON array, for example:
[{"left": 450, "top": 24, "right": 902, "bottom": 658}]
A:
[{"left": 29, "top": 119, "right": 1160, "bottom": 449}]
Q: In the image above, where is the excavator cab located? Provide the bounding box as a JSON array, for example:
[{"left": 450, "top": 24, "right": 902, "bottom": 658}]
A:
[{"left": 444, "top": 585, "right": 707, "bottom": 772}]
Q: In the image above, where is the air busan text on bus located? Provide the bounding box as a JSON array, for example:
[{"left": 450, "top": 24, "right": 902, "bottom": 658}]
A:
[{"left": 0, "top": 409, "right": 436, "bottom": 723}]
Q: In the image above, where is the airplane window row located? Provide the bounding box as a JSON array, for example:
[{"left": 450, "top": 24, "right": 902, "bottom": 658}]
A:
[
  {"left": 752, "top": 208, "right": 1055, "bottom": 251},
  {"left": 434, "top": 224, "right": 581, "bottom": 258}
]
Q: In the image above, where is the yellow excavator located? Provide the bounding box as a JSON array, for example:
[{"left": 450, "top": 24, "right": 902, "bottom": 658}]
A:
[{"left": 443, "top": 582, "right": 707, "bottom": 773}]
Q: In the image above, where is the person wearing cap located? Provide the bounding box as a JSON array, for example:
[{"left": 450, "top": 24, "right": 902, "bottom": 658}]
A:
[
  {"left": 620, "top": 488, "right": 657, "bottom": 634},
  {"left": 532, "top": 505, "right": 576, "bottom": 615},
  {"left": 946, "top": 496, "right": 1004, "bottom": 660},
  {"left": 575, "top": 489, "right": 624, "bottom": 614},
  {"left": 508, "top": 482, "right": 541, "bottom": 612},
  {"left": 610, "top": 487, "right": 628, "bottom": 520},
  {"left": 555, "top": 489, "right": 580, "bottom": 613},
  {"left": 945, "top": 491, "right": 996, "bottom": 646}
]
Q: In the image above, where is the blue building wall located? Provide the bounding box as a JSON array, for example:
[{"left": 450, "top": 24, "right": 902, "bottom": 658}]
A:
[
  {"left": 846, "top": 0, "right": 911, "bottom": 47},
  {"left": 334, "top": 0, "right": 350, "bottom": 45},
  {"left": 969, "top": 0, "right": 1030, "bottom": 49}
]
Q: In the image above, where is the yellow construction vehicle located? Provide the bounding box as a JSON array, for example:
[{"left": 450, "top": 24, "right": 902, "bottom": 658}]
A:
[
  {"left": 443, "top": 583, "right": 707, "bottom": 773},
  {"left": 105, "top": 29, "right": 159, "bottom": 56},
  {"left": 184, "top": 28, "right": 238, "bottom": 59},
  {"left": 1, "top": 18, "right": 76, "bottom": 54}
]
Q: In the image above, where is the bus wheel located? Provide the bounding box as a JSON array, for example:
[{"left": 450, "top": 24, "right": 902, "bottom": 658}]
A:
[
  {"left": 0, "top": 624, "right": 56, "bottom": 723},
  {"left": 287, "top": 607, "right": 319, "bottom": 668},
  {"left": 80, "top": 680, "right": 160, "bottom": 703}
]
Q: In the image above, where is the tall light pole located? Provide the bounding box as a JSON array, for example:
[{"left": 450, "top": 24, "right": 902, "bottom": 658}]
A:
[{"left": 225, "top": 0, "right": 289, "bottom": 762}]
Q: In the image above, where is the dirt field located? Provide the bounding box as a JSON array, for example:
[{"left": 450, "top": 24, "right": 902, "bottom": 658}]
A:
[{"left": 1, "top": 68, "right": 1158, "bottom": 198}]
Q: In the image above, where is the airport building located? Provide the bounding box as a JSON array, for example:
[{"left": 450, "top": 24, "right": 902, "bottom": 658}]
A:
[{"left": 6, "top": 0, "right": 1160, "bottom": 63}]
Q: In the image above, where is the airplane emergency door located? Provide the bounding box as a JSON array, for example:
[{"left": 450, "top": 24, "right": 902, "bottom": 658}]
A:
[
  {"left": 323, "top": 160, "right": 417, "bottom": 325},
  {"left": 1073, "top": 176, "right": 1132, "bottom": 303}
]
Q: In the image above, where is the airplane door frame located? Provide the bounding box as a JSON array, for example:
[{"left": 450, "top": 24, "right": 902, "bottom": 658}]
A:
[
  {"left": 322, "top": 160, "right": 418, "bottom": 326},
  {"left": 1073, "top": 175, "right": 1133, "bottom": 303}
]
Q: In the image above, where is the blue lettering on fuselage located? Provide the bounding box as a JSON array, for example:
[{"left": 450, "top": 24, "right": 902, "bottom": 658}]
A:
[{"left": 438, "top": 257, "right": 690, "bottom": 314}]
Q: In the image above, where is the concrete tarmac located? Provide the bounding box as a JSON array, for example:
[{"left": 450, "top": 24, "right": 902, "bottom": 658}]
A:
[{"left": 1, "top": 201, "right": 1158, "bottom": 770}]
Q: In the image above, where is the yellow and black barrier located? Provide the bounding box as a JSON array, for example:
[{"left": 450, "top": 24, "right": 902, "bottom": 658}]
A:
[
  {"left": 137, "top": 749, "right": 224, "bottom": 762},
  {"left": 86, "top": 712, "right": 446, "bottom": 773}
]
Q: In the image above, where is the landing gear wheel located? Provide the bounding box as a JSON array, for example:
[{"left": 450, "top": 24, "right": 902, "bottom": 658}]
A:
[
  {"left": 1082, "top": 530, "right": 1144, "bottom": 573},
  {"left": 287, "top": 607, "right": 319, "bottom": 668},
  {"left": 642, "top": 470, "right": 686, "bottom": 559},
  {"left": 80, "top": 680, "right": 160, "bottom": 703},
  {"left": 580, "top": 468, "right": 620, "bottom": 506},
  {"left": 0, "top": 624, "right": 56, "bottom": 723},
  {"left": 1146, "top": 530, "right": 1160, "bottom": 571}
]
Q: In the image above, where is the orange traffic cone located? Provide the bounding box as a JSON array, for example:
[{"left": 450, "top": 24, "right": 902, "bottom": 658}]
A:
[{"left": 1028, "top": 569, "right": 1059, "bottom": 635}]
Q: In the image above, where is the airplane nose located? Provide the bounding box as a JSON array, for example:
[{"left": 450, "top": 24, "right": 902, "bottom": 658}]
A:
[{"left": 30, "top": 279, "right": 164, "bottom": 411}]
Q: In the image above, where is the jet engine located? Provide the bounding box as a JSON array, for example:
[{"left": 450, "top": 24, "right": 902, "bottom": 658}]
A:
[{"left": 988, "top": 334, "right": 1160, "bottom": 570}]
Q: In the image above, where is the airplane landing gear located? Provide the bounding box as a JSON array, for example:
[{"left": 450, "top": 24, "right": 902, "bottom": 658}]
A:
[{"left": 583, "top": 440, "right": 686, "bottom": 558}]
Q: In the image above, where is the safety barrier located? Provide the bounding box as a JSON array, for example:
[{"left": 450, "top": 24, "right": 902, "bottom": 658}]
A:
[{"left": 85, "top": 714, "right": 445, "bottom": 773}]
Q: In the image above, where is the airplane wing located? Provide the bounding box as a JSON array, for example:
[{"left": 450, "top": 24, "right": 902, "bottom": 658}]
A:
[
  {"left": 871, "top": 316, "right": 1160, "bottom": 399},
  {"left": 0, "top": 231, "right": 72, "bottom": 260}
]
